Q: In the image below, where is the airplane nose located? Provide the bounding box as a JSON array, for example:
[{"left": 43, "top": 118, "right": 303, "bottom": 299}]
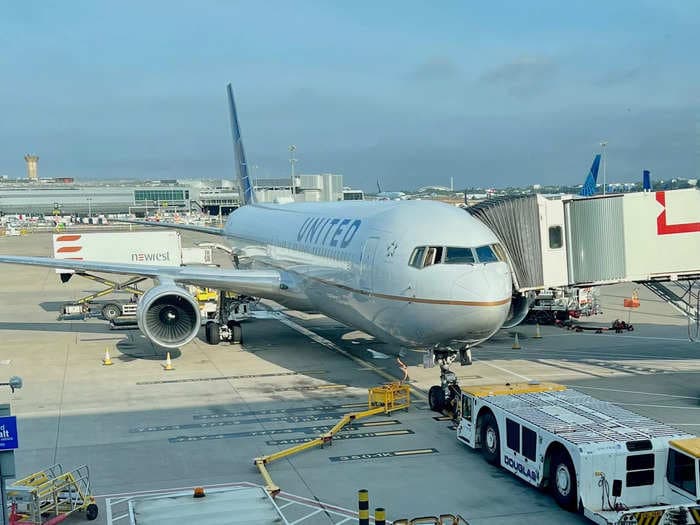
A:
[{"left": 452, "top": 262, "right": 511, "bottom": 302}]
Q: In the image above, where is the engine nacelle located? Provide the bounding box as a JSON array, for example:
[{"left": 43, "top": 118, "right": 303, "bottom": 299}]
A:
[
  {"left": 137, "top": 285, "right": 201, "bottom": 348},
  {"left": 501, "top": 291, "right": 535, "bottom": 329}
]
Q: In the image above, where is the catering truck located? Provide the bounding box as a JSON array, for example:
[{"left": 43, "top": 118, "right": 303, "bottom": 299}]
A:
[
  {"left": 52, "top": 231, "right": 212, "bottom": 319},
  {"left": 451, "top": 382, "right": 700, "bottom": 524}
]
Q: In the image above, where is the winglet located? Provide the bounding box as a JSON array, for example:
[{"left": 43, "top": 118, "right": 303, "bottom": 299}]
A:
[
  {"left": 579, "top": 154, "right": 601, "bottom": 197},
  {"left": 227, "top": 83, "right": 256, "bottom": 205}
]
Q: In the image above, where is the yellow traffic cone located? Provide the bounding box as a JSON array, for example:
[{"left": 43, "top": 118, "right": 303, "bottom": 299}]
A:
[
  {"left": 103, "top": 348, "right": 113, "bottom": 366},
  {"left": 163, "top": 352, "right": 174, "bottom": 371},
  {"left": 534, "top": 323, "right": 542, "bottom": 339},
  {"left": 512, "top": 333, "right": 521, "bottom": 349}
]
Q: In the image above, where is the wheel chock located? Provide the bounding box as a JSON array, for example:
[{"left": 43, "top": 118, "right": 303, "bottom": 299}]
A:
[{"left": 102, "top": 348, "right": 113, "bottom": 366}]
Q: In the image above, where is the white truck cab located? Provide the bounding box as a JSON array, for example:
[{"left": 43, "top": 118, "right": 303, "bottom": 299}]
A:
[{"left": 454, "top": 383, "right": 700, "bottom": 524}]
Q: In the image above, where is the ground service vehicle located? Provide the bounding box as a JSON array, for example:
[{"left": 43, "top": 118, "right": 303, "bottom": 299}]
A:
[{"left": 452, "top": 382, "right": 700, "bottom": 524}]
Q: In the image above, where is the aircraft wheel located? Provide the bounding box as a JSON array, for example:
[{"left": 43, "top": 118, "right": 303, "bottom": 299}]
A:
[
  {"left": 428, "top": 385, "right": 445, "bottom": 412},
  {"left": 86, "top": 503, "right": 99, "bottom": 520},
  {"left": 205, "top": 321, "right": 221, "bottom": 345},
  {"left": 228, "top": 320, "right": 242, "bottom": 344}
]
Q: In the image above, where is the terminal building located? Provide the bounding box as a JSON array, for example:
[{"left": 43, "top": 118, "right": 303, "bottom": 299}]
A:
[
  {"left": 0, "top": 184, "right": 192, "bottom": 216},
  {"left": 0, "top": 173, "right": 348, "bottom": 217}
]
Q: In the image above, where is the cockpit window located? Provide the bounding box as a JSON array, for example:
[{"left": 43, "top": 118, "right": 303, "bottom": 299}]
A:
[
  {"left": 411, "top": 244, "right": 503, "bottom": 268},
  {"left": 444, "top": 247, "right": 475, "bottom": 264},
  {"left": 475, "top": 245, "right": 499, "bottom": 263},
  {"left": 409, "top": 247, "right": 426, "bottom": 268},
  {"left": 424, "top": 246, "right": 443, "bottom": 267}
]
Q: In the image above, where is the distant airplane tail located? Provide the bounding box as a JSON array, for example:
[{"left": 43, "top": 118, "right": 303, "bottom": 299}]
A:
[
  {"left": 226, "top": 83, "right": 256, "bottom": 205},
  {"left": 579, "top": 154, "right": 601, "bottom": 197},
  {"left": 376, "top": 179, "right": 383, "bottom": 194}
]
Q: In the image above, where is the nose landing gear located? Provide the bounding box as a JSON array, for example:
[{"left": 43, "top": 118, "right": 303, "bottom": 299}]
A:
[{"left": 427, "top": 345, "right": 472, "bottom": 414}]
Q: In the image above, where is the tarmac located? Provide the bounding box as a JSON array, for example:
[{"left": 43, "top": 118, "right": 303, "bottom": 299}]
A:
[{"left": 0, "top": 231, "right": 698, "bottom": 524}]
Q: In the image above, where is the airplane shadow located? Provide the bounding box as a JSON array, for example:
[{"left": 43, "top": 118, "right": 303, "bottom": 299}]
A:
[
  {"left": 0, "top": 321, "right": 110, "bottom": 334},
  {"left": 116, "top": 333, "right": 179, "bottom": 361}
]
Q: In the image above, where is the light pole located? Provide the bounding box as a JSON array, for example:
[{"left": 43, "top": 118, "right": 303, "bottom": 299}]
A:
[
  {"left": 600, "top": 141, "right": 608, "bottom": 195},
  {"left": 289, "top": 145, "right": 297, "bottom": 200}
]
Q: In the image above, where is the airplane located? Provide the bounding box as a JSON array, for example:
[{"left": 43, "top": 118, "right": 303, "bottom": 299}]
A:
[
  {"left": 579, "top": 154, "right": 601, "bottom": 197},
  {"left": 0, "top": 84, "right": 514, "bottom": 408},
  {"left": 375, "top": 180, "right": 407, "bottom": 200}
]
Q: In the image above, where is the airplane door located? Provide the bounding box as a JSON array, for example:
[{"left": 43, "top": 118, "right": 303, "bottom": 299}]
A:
[{"left": 359, "top": 237, "right": 379, "bottom": 290}]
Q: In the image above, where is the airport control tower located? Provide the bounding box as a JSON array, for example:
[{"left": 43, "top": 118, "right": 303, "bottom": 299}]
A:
[{"left": 24, "top": 154, "right": 39, "bottom": 181}]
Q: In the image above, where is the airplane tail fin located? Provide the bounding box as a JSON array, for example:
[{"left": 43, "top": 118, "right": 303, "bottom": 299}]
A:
[
  {"left": 579, "top": 154, "right": 601, "bottom": 197},
  {"left": 376, "top": 179, "right": 382, "bottom": 193},
  {"left": 226, "top": 83, "right": 256, "bottom": 205}
]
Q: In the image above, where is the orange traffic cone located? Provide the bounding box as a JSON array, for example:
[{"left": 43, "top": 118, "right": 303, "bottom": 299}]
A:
[
  {"left": 102, "top": 348, "right": 113, "bottom": 366},
  {"left": 163, "top": 352, "right": 174, "bottom": 371}
]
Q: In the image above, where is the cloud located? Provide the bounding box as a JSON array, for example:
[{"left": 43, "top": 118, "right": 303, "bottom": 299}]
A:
[
  {"left": 595, "top": 66, "right": 643, "bottom": 87},
  {"left": 479, "top": 56, "right": 559, "bottom": 97},
  {"left": 408, "top": 56, "right": 463, "bottom": 83}
]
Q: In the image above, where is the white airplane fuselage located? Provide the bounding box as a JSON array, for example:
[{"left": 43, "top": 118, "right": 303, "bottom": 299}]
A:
[{"left": 224, "top": 199, "right": 512, "bottom": 348}]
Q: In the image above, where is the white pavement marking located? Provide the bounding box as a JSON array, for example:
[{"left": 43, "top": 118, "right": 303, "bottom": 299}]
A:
[
  {"left": 563, "top": 385, "right": 700, "bottom": 401},
  {"left": 616, "top": 403, "right": 700, "bottom": 410},
  {"left": 477, "top": 361, "right": 532, "bottom": 381}
]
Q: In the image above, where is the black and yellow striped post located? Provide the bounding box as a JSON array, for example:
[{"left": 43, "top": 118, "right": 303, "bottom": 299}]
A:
[
  {"left": 375, "top": 507, "right": 386, "bottom": 525},
  {"left": 358, "top": 489, "right": 369, "bottom": 525}
]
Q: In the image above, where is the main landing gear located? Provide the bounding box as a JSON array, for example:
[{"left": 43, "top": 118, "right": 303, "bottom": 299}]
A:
[
  {"left": 204, "top": 292, "right": 254, "bottom": 346},
  {"left": 427, "top": 345, "right": 472, "bottom": 414}
]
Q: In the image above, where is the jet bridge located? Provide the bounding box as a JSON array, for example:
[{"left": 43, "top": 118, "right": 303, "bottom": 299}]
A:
[{"left": 467, "top": 188, "right": 700, "bottom": 338}]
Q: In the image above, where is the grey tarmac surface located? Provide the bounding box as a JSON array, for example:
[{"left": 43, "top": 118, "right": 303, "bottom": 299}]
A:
[{"left": 0, "top": 231, "right": 698, "bottom": 524}]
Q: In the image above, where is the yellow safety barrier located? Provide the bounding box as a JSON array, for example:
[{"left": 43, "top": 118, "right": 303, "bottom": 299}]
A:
[
  {"left": 393, "top": 515, "right": 470, "bottom": 525},
  {"left": 254, "top": 383, "right": 411, "bottom": 495}
]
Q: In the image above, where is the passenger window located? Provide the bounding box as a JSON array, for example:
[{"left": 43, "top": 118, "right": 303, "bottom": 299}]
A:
[
  {"left": 444, "top": 247, "right": 475, "bottom": 264},
  {"left": 475, "top": 245, "right": 498, "bottom": 263},
  {"left": 506, "top": 419, "right": 520, "bottom": 452},
  {"left": 522, "top": 427, "right": 537, "bottom": 461},
  {"left": 549, "top": 226, "right": 563, "bottom": 249},
  {"left": 409, "top": 247, "right": 426, "bottom": 268},
  {"left": 461, "top": 396, "right": 472, "bottom": 422}
]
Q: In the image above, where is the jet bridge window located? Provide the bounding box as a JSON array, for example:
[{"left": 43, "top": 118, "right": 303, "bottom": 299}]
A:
[{"left": 549, "top": 226, "right": 563, "bottom": 249}]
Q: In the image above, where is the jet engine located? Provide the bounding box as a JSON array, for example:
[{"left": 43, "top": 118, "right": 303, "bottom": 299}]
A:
[
  {"left": 137, "top": 285, "right": 201, "bottom": 348},
  {"left": 501, "top": 291, "right": 535, "bottom": 329}
]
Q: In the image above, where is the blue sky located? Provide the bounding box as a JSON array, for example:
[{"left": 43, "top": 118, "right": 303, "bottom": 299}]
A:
[{"left": 1, "top": 1, "right": 698, "bottom": 190}]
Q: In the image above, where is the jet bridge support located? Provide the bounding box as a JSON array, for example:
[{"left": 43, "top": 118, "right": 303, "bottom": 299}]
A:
[{"left": 642, "top": 280, "right": 700, "bottom": 341}]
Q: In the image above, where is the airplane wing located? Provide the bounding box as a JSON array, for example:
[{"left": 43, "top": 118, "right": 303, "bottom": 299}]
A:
[
  {"left": 0, "top": 256, "right": 280, "bottom": 297},
  {"left": 117, "top": 219, "right": 225, "bottom": 236}
]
